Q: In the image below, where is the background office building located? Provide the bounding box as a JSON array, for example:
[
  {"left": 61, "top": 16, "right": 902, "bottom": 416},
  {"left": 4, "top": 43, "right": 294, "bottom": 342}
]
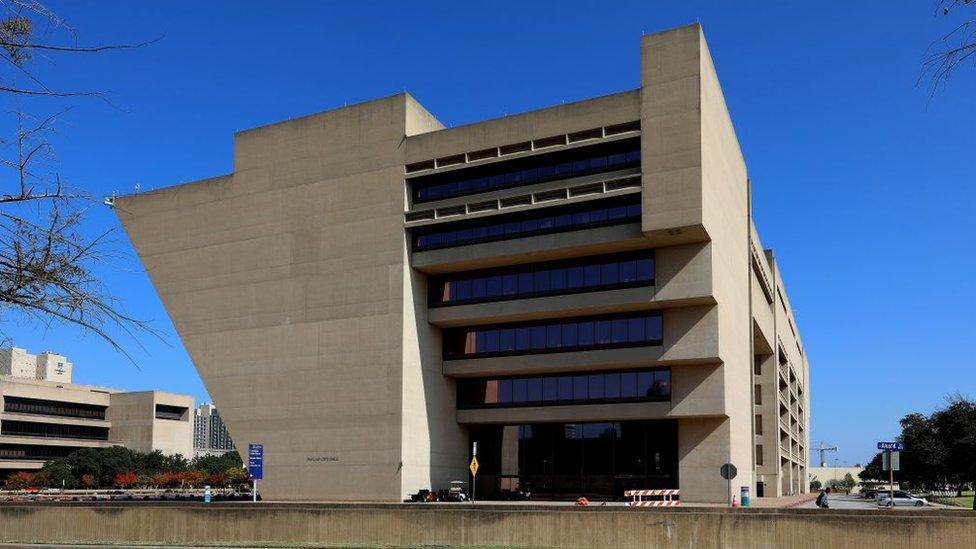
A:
[
  {"left": 0, "top": 347, "right": 195, "bottom": 475},
  {"left": 116, "top": 24, "right": 810, "bottom": 502},
  {"left": 193, "top": 403, "right": 236, "bottom": 458},
  {"left": 1, "top": 347, "right": 73, "bottom": 383}
]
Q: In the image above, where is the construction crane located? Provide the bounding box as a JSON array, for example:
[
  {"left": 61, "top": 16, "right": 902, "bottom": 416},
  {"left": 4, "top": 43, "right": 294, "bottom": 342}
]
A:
[{"left": 816, "top": 442, "right": 838, "bottom": 467}]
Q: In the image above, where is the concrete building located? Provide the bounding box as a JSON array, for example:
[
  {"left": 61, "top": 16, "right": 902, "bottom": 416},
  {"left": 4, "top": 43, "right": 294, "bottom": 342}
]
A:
[
  {"left": 192, "top": 403, "right": 236, "bottom": 458},
  {"left": 0, "top": 347, "right": 72, "bottom": 383},
  {"left": 808, "top": 465, "right": 864, "bottom": 493},
  {"left": 106, "top": 391, "right": 195, "bottom": 458},
  {"left": 115, "top": 24, "right": 810, "bottom": 502},
  {"left": 0, "top": 348, "right": 194, "bottom": 474}
]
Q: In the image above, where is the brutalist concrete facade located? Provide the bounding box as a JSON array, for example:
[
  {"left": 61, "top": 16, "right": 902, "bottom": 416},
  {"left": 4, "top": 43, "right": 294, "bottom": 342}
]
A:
[{"left": 116, "top": 25, "right": 809, "bottom": 502}]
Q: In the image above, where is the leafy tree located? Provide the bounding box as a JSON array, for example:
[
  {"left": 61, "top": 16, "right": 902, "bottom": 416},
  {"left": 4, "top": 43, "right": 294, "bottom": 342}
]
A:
[
  {"left": 860, "top": 453, "right": 885, "bottom": 482},
  {"left": 931, "top": 394, "right": 976, "bottom": 495},
  {"left": 864, "top": 394, "right": 976, "bottom": 493},
  {"left": 98, "top": 446, "right": 136, "bottom": 486},
  {"left": 150, "top": 472, "right": 168, "bottom": 487},
  {"left": 30, "top": 471, "right": 49, "bottom": 487},
  {"left": 810, "top": 479, "right": 822, "bottom": 491},
  {"left": 899, "top": 412, "right": 948, "bottom": 489},
  {"left": 113, "top": 471, "right": 137, "bottom": 488},
  {"left": 34, "top": 447, "right": 244, "bottom": 489},
  {"left": 65, "top": 448, "right": 102, "bottom": 482},
  {"left": 206, "top": 472, "right": 227, "bottom": 487},
  {"left": 134, "top": 450, "right": 168, "bottom": 476},
  {"left": 191, "top": 451, "right": 243, "bottom": 475},
  {"left": 162, "top": 453, "right": 190, "bottom": 473},
  {"left": 842, "top": 473, "right": 857, "bottom": 492},
  {"left": 160, "top": 471, "right": 183, "bottom": 487},
  {"left": 181, "top": 470, "right": 206, "bottom": 488},
  {"left": 224, "top": 467, "right": 249, "bottom": 487},
  {"left": 80, "top": 473, "right": 96, "bottom": 488},
  {"left": 5, "top": 471, "right": 33, "bottom": 489},
  {"left": 42, "top": 459, "right": 76, "bottom": 488}
]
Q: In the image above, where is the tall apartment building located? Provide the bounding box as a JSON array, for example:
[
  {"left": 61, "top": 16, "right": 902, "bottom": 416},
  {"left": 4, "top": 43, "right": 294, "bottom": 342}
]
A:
[
  {"left": 115, "top": 24, "right": 809, "bottom": 502},
  {"left": 0, "top": 348, "right": 195, "bottom": 475},
  {"left": 193, "top": 403, "right": 236, "bottom": 458}
]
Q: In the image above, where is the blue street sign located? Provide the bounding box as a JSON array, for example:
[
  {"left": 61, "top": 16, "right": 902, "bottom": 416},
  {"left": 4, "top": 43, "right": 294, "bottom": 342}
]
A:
[
  {"left": 248, "top": 443, "right": 264, "bottom": 480},
  {"left": 877, "top": 441, "right": 904, "bottom": 451}
]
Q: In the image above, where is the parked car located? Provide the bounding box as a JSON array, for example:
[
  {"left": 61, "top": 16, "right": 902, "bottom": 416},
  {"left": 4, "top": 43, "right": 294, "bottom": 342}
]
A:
[
  {"left": 874, "top": 489, "right": 913, "bottom": 500},
  {"left": 877, "top": 491, "right": 927, "bottom": 507},
  {"left": 436, "top": 480, "right": 468, "bottom": 502}
]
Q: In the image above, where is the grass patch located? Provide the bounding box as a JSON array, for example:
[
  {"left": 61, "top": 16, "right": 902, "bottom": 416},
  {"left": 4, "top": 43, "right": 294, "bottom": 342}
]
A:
[{"left": 931, "top": 490, "right": 974, "bottom": 509}]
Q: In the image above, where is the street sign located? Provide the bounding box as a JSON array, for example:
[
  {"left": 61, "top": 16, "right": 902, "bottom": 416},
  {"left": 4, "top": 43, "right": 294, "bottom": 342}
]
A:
[
  {"left": 877, "top": 441, "right": 904, "bottom": 451},
  {"left": 882, "top": 451, "right": 900, "bottom": 471},
  {"left": 720, "top": 463, "right": 737, "bottom": 481},
  {"left": 720, "top": 463, "right": 737, "bottom": 507},
  {"left": 469, "top": 456, "right": 479, "bottom": 477},
  {"left": 248, "top": 443, "right": 264, "bottom": 480}
]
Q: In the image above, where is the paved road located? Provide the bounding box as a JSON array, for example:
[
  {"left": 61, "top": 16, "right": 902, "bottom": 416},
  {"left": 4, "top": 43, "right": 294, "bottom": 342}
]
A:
[{"left": 797, "top": 493, "right": 882, "bottom": 510}]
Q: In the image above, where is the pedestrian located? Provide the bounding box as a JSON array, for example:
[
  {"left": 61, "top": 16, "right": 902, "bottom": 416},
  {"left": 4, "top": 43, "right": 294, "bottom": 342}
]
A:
[{"left": 815, "top": 486, "right": 831, "bottom": 509}]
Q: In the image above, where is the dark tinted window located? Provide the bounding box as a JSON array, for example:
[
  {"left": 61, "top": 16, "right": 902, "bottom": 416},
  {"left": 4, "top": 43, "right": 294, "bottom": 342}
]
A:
[
  {"left": 431, "top": 251, "right": 654, "bottom": 306},
  {"left": 3, "top": 396, "right": 106, "bottom": 420},
  {"left": 0, "top": 420, "right": 109, "bottom": 441},
  {"left": 414, "top": 195, "right": 640, "bottom": 251},
  {"left": 458, "top": 368, "right": 671, "bottom": 409},
  {"left": 444, "top": 311, "right": 664, "bottom": 359},
  {"left": 412, "top": 138, "right": 640, "bottom": 203}
]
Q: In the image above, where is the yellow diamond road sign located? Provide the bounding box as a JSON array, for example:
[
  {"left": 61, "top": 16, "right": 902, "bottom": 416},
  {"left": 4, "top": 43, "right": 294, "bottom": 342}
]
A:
[{"left": 469, "top": 456, "right": 479, "bottom": 476}]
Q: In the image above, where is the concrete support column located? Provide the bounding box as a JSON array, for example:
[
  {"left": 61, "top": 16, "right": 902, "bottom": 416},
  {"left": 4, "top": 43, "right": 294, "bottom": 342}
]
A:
[{"left": 678, "top": 416, "right": 730, "bottom": 503}]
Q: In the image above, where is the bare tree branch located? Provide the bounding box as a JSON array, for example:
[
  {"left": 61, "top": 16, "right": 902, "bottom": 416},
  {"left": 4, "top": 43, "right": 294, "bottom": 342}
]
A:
[
  {"left": 0, "top": 39, "right": 157, "bottom": 53},
  {"left": 0, "top": 1, "right": 163, "bottom": 362},
  {"left": 921, "top": 0, "right": 976, "bottom": 94},
  {"left": 0, "top": 85, "right": 100, "bottom": 97}
]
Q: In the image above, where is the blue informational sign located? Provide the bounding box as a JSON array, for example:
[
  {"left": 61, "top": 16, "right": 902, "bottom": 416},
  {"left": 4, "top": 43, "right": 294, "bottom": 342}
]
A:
[
  {"left": 248, "top": 443, "right": 264, "bottom": 480},
  {"left": 877, "top": 441, "right": 904, "bottom": 451}
]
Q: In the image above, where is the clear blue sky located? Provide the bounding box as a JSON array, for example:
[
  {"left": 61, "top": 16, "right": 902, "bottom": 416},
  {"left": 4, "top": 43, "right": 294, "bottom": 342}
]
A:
[{"left": 4, "top": 1, "right": 973, "bottom": 467}]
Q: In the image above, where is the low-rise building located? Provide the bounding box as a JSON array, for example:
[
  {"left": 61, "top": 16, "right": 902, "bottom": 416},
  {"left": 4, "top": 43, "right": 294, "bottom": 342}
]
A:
[
  {"left": 0, "top": 347, "right": 194, "bottom": 476},
  {"left": 808, "top": 465, "right": 864, "bottom": 493}
]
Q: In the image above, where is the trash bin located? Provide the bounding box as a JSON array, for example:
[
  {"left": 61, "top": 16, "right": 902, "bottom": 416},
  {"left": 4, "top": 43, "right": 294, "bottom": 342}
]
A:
[{"left": 740, "top": 485, "right": 751, "bottom": 507}]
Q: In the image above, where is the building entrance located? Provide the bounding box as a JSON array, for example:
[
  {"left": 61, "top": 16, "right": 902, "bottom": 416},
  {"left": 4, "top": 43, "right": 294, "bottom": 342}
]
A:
[{"left": 468, "top": 420, "right": 677, "bottom": 500}]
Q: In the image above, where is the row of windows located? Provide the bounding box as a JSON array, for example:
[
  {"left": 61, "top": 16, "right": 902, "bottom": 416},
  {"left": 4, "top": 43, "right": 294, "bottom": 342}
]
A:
[
  {"left": 2, "top": 396, "right": 107, "bottom": 420},
  {"left": 457, "top": 368, "right": 671, "bottom": 409},
  {"left": 413, "top": 195, "right": 641, "bottom": 251},
  {"left": 412, "top": 139, "right": 640, "bottom": 203},
  {"left": 0, "top": 420, "right": 110, "bottom": 441},
  {"left": 0, "top": 444, "right": 77, "bottom": 460},
  {"left": 444, "top": 312, "right": 663, "bottom": 359},
  {"left": 430, "top": 251, "right": 654, "bottom": 306}
]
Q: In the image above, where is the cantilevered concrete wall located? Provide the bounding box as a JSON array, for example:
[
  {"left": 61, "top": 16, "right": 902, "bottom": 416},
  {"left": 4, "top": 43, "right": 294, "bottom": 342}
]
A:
[{"left": 116, "top": 95, "right": 466, "bottom": 501}]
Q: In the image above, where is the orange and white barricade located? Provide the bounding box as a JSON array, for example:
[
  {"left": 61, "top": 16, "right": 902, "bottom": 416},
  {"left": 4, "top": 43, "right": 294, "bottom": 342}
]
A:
[{"left": 625, "top": 489, "right": 680, "bottom": 507}]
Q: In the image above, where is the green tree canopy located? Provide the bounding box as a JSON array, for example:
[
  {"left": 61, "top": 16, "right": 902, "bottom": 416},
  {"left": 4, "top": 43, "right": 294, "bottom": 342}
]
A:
[{"left": 863, "top": 394, "right": 976, "bottom": 492}]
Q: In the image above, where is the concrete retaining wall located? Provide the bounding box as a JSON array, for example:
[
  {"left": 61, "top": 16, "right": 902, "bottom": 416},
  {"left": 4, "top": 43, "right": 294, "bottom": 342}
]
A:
[{"left": 0, "top": 503, "right": 973, "bottom": 548}]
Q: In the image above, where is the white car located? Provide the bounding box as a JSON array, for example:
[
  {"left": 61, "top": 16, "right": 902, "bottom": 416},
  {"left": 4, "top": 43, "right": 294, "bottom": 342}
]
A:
[{"left": 877, "top": 491, "right": 927, "bottom": 507}]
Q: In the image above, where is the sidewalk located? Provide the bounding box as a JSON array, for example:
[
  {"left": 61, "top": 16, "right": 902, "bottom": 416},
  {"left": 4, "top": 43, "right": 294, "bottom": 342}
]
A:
[{"left": 750, "top": 493, "right": 819, "bottom": 508}]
